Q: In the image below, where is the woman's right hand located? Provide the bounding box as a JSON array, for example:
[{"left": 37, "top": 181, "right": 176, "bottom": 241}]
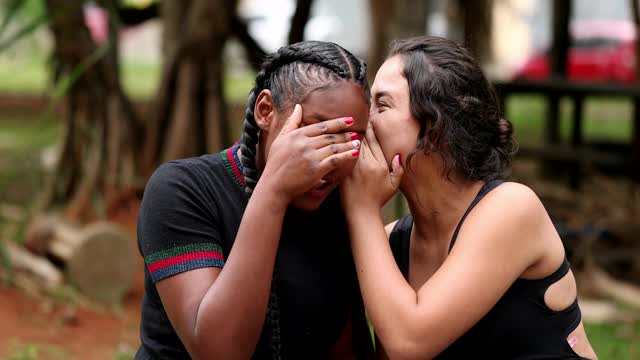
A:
[{"left": 259, "top": 104, "right": 361, "bottom": 202}]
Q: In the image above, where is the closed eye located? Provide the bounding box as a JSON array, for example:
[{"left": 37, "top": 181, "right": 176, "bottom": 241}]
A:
[{"left": 375, "top": 101, "right": 389, "bottom": 113}]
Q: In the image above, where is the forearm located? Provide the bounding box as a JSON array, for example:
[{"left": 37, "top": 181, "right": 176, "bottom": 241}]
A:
[
  {"left": 193, "top": 181, "right": 288, "bottom": 357},
  {"left": 346, "top": 207, "right": 418, "bottom": 353}
]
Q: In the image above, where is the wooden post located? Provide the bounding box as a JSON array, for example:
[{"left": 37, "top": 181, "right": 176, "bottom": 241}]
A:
[
  {"left": 631, "top": 0, "right": 640, "bottom": 183},
  {"left": 544, "top": 0, "right": 572, "bottom": 177},
  {"left": 460, "top": 0, "right": 493, "bottom": 66},
  {"left": 633, "top": 98, "right": 640, "bottom": 182},
  {"left": 569, "top": 95, "right": 584, "bottom": 188}
]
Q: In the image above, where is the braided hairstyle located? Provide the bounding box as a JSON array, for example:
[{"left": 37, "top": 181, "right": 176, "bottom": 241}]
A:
[{"left": 239, "top": 41, "right": 368, "bottom": 360}]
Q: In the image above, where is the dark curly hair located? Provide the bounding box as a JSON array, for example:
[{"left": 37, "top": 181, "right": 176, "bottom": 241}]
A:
[
  {"left": 239, "top": 40, "right": 369, "bottom": 360},
  {"left": 388, "top": 36, "right": 516, "bottom": 181}
]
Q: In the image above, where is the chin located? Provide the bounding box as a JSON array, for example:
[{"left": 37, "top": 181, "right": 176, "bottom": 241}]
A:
[
  {"left": 290, "top": 186, "right": 340, "bottom": 212},
  {"left": 290, "top": 195, "right": 326, "bottom": 212}
]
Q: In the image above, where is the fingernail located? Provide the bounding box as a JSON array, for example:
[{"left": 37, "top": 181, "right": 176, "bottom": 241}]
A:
[
  {"left": 344, "top": 117, "right": 354, "bottom": 125},
  {"left": 352, "top": 150, "right": 360, "bottom": 157},
  {"left": 567, "top": 336, "right": 578, "bottom": 347},
  {"left": 349, "top": 132, "right": 359, "bottom": 140},
  {"left": 397, "top": 154, "right": 402, "bottom": 163},
  {"left": 352, "top": 139, "right": 361, "bottom": 148}
]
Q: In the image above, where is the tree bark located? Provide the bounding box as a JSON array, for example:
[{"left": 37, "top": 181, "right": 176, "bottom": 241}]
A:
[
  {"left": 289, "top": 0, "right": 314, "bottom": 44},
  {"left": 142, "top": 0, "right": 237, "bottom": 173},
  {"left": 458, "top": 0, "right": 493, "bottom": 66},
  {"left": 44, "top": 0, "right": 141, "bottom": 222},
  {"left": 367, "top": 0, "right": 429, "bottom": 80}
]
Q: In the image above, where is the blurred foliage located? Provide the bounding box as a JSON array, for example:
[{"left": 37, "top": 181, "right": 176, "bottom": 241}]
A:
[
  {"left": 0, "top": 57, "right": 255, "bottom": 101},
  {"left": 0, "top": 0, "right": 47, "bottom": 53},
  {"left": 119, "top": 0, "right": 156, "bottom": 8}
]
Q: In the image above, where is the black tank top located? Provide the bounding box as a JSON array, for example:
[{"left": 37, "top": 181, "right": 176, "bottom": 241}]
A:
[{"left": 389, "top": 180, "right": 588, "bottom": 359}]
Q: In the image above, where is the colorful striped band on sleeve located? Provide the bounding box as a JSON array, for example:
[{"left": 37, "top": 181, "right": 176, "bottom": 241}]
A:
[{"left": 145, "top": 243, "right": 225, "bottom": 282}]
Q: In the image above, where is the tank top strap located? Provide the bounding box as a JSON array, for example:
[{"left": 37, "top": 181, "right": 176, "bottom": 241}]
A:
[
  {"left": 540, "top": 257, "right": 572, "bottom": 286},
  {"left": 448, "top": 179, "right": 505, "bottom": 253}
]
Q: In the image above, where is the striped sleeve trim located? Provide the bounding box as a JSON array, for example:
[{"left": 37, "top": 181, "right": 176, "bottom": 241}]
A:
[
  {"left": 219, "top": 142, "right": 247, "bottom": 191},
  {"left": 145, "top": 243, "right": 225, "bottom": 282}
]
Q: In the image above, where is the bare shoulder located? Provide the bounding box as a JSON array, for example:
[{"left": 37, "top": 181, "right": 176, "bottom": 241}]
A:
[
  {"left": 453, "top": 182, "right": 550, "bottom": 273},
  {"left": 481, "top": 182, "right": 547, "bottom": 222},
  {"left": 460, "top": 181, "right": 550, "bottom": 249}
]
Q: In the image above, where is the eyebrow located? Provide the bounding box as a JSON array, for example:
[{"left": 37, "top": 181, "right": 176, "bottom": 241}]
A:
[{"left": 373, "top": 90, "right": 393, "bottom": 101}]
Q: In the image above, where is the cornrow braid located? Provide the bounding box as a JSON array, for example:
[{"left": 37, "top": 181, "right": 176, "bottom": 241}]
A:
[{"left": 239, "top": 41, "right": 368, "bottom": 360}]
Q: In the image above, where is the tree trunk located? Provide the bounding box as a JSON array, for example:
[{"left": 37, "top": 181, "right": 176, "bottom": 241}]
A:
[
  {"left": 367, "top": 0, "right": 429, "bottom": 80},
  {"left": 458, "top": 0, "right": 493, "bottom": 66},
  {"left": 24, "top": 215, "right": 136, "bottom": 304},
  {"left": 43, "top": 0, "right": 142, "bottom": 222},
  {"left": 630, "top": 0, "right": 640, "bottom": 183},
  {"left": 289, "top": 0, "right": 314, "bottom": 44},
  {"left": 141, "top": 0, "right": 237, "bottom": 173}
]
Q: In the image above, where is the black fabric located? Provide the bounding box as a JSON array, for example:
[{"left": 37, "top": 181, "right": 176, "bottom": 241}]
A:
[
  {"left": 388, "top": 180, "right": 588, "bottom": 359},
  {"left": 135, "top": 150, "right": 367, "bottom": 359}
]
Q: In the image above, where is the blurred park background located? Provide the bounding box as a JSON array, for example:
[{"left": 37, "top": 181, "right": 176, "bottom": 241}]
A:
[{"left": 0, "top": 0, "right": 639, "bottom": 359}]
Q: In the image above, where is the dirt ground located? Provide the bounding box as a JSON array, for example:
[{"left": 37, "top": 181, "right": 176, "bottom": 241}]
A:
[{"left": 0, "top": 198, "right": 144, "bottom": 360}]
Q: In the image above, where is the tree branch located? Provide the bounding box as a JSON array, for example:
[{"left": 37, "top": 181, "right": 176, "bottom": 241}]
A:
[{"left": 288, "top": 0, "right": 314, "bottom": 45}]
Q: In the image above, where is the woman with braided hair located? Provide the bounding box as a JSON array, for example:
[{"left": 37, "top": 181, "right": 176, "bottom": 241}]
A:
[{"left": 135, "top": 41, "right": 373, "bottom": 359}]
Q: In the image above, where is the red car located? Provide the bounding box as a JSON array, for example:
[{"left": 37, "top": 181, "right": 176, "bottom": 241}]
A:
[{"left": 513, "top": 20, "right": 636, "bottom": 84}]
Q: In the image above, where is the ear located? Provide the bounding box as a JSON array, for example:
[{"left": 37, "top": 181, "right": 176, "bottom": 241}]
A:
[{"left": 254, "top": 89, "right": 275, "bottom": 131}]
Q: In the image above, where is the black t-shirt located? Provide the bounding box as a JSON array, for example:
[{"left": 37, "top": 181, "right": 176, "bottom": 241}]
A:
[{"left": 135, "top": 143, "right": 368, "bottom": 359}]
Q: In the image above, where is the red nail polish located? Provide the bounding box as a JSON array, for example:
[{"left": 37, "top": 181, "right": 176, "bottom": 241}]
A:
[
  {"left": 350, "top": 132, "right": 359, "bottom": 140},
  {"left": 344, "top": 117, "right": 354, "bottom": 125},
  {"left": 352, "top": 150, "right": 360, "bottom": 157}
]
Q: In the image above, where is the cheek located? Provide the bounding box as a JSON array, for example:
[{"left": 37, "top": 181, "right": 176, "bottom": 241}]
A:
[{"left": 372, "top": 112, "right": 417, "bottom": 163}]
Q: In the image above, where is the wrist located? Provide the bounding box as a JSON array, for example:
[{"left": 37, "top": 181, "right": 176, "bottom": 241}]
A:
[
  {"left": 344, "top": 202, "right": 380, "bottom": 222},
  {"left": 251, "top": 180, "right": 290, "bottom": 213},
  {"left": 344, "top": 195, "right": 380, "bottom": 212}
]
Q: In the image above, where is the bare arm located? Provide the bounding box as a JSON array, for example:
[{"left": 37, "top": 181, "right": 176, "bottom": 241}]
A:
[
  {"left": 346, "top": 183, "right": 546, "bottom": 359},
  {"left": 341, "top": 125, "right": 546, "bottom": 359},
  {"left": 157, "top": 184, "right": 288, "bottom": 359}
]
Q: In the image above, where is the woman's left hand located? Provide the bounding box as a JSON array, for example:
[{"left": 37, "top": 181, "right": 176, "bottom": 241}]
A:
[{"left": 341, "top": 122, "right": 404, "bottom": 212}]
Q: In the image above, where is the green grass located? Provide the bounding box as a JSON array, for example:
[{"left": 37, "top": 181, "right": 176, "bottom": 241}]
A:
[
  {"left": 0, "top": 56, "right": 254, "bottom": 102},
  {"left": 0, "top": 57, "right": 50, "bottom": 95},
  {"left": 506, "top": 95, "right": 632, "bottom": 145},
  {"left": 585, "top": 322, "right": 640, "bottom": 360},
  {"left": 0, "top": 113, "right": 61, "bottom": 206},
  {"left": 0, "top": 114, "right": 61, "bottom": 154}
]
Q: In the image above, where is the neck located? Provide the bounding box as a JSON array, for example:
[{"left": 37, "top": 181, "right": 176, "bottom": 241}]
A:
[{"left": 401, "top": 154, "right": 485, "bottom": 247}]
